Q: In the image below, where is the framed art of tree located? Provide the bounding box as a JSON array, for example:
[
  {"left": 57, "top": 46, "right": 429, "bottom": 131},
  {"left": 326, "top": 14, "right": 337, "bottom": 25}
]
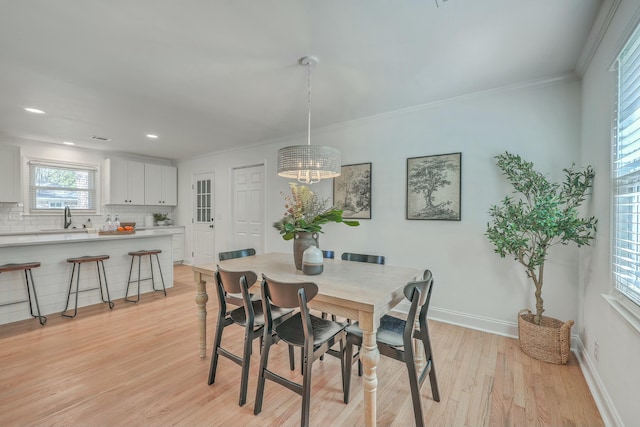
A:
[
  {"left": 406, "top": 152, "right": 461, "bottom": 220},
  {"left": 333, "top": 162, "right": 372, "bottom": 219}
]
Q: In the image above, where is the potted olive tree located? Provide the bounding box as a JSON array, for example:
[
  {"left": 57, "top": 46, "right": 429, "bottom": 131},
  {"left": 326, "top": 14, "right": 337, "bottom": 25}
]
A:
[{"left": 485, "top": 152, "right": 597, "bottom": 364}]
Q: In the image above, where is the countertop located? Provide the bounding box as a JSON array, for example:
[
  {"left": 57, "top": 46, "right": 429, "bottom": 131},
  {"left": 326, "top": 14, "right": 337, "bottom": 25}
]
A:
[{"left": 0, "top": 229, "right": 180, "bottom": 248}]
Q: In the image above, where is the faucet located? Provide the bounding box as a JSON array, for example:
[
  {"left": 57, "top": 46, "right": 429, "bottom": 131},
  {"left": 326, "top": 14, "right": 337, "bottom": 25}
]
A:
[{"left": 64, "top": 206, "right": 72, "bottom": 229}]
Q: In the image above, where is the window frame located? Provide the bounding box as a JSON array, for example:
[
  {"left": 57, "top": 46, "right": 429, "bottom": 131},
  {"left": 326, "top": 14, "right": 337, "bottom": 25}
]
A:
[
  {"left": 27, "top": 159, "right": 100, "bottom": 215},
  {"left": 612, "top": 22, "right": 640, "bottom": 319}
]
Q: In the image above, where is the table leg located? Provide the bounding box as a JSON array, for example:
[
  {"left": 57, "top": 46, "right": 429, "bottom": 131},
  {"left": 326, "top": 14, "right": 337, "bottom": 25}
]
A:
[
  {"left": 360, "top": 320, "right": 380, "bottom": 427},
  {"left": 414, "top": 317, "right": 426, "bottom": 372},
  {"left": 195, "top": 274, "right": 208, "bottom": 358}
]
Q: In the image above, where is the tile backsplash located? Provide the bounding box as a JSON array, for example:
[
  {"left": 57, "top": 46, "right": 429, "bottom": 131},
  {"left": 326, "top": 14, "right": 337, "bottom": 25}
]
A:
[{"left": 0, "top": 203, "right": 175, "bottom": 233}]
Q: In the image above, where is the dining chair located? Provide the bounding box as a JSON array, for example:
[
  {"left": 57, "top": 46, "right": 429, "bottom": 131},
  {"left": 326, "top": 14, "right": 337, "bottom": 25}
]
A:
[
  {"left": 254, "top": 274, "right": 348, "bottom": 427},
  {"left": 218, "top": 248, "right": 259, "bottom": 308},
  {"left": 343, "top": 270, "right": 440, "bottom": 427},
  {"left": 208, "top": 266, "right": 295, "bottom": 406},
  {"left": 341, "top": 251, "right": 385, "bottom": 264}
]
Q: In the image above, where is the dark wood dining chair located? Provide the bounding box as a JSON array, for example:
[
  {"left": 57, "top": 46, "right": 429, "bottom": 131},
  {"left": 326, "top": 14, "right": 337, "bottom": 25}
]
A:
[
  {"left": 254, "top": 274, "right": 348, "bottom": 427},
  {"left": 208, "top": 266, "right": 294, "bottom": 406},
  {"left": 341, "top": 252, "right": 385, "bottom": 265},
  {"left": 344, "top": 270, "right": 440, "bottom": 427},
  {"left": 218, "top": 248, "right": 258, "bottom": 308}
]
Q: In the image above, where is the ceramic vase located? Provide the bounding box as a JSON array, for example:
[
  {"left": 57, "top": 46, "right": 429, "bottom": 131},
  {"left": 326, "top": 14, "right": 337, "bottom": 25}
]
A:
[{"left": 293, "top": 232, "right": 319, "bottom": 270}]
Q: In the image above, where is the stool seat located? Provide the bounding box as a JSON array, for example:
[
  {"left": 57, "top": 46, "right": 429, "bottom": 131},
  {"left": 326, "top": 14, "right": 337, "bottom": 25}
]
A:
[
  {"left": 0, "top": 261, "right": 46, "bottom": 325},
  {"left": 128, "top": 249, "right": 162, "bottom": 256},
  {"left": 0, "top": 262, "right": 41, "bottom": 273},
  {"left": 67, "top": 255, "right": 110, "bottom": 264}
]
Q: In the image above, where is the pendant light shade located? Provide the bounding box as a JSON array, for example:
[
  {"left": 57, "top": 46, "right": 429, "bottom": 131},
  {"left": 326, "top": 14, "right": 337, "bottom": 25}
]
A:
[{"left": 277, "top": 56, "right": 341, "bottom": 184}]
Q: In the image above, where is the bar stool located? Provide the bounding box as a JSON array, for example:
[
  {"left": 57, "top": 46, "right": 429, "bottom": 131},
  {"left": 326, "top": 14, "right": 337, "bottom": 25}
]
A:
[
  {"left": 125, "top": 249, "right": 166, "bottom": 303},
  {"left": 63, "top": 255, "right": 114, "bottom": 318},
  {"left": 0, "top": 262, "right": 46, "bottom": 325}
]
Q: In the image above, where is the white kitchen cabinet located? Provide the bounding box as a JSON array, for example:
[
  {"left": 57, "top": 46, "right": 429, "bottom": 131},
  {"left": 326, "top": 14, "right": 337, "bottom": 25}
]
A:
[
  {"left": 144, "top": 164, "right": 177, "bottom": 206},
  {"left": 172, "top": 228, "right": 184, "bottom": 263},
  {"left": 104, "top": 158, "right": 145, "bottom": 205},
  {"left": 0, "top": 145, "right": 20, "bottom": 202}
]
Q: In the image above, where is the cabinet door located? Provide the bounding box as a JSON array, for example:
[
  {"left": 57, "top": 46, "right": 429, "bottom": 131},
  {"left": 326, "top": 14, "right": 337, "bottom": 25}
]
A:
[
  {"left": 161, "top": 166, "right": 177, "bottom": 206},
  {"left": 0, "top": 145, "right": 20, "bottom": 202},
  {"left": 127, "top": 161, "right": 146, "bottom": 204},
  {"left": 144, "top": 164, "right": 162, "bottom": 205},
  {"left": 108, "top": 158, "right": 129, "bottom": 204}
]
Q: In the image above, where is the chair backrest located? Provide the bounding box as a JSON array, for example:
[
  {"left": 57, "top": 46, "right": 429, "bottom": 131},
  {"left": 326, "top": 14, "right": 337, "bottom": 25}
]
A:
[
  {"left": 341, "top": 252, "right": 385, "bottom": 265},
  {"left": 260, "top": 274, "right": 318, "bottom": 309},
  {"left": 403, "top": 269, "right": 433, "bottom": 308},
  {"left": 322, "top": 250, "right": 335, "bottom": 259},
  {"left": 216, "top": 265, "right": 258, "bottom": 295},
  {"left": 219, "top": 248, "right": 256, "bottom": 261}
]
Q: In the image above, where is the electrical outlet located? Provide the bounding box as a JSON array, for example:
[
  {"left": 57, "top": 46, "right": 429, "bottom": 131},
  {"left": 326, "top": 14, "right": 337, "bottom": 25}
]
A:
[{"left": 594, "top": 339, "right": 599, "bottom": 363}]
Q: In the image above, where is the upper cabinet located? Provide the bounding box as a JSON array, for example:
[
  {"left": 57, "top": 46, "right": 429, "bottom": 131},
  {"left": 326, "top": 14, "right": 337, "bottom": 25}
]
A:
[
  {"left": 104, "top": 158, "right": 145, "bottom": 205},
  {"left": 144, "top": 164, "right": 177, "bottom": 206},
  {"left": 0, "top": 145, "right": 20, "bottom": 202}
]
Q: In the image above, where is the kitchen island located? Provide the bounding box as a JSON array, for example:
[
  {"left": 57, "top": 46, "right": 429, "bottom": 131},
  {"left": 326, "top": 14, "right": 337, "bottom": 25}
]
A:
[{"left": 0, "top": 229, "right": 177, "bottom": 325}]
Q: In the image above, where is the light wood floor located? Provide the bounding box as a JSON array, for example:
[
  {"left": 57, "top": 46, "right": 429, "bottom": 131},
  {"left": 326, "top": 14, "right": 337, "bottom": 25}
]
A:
[{"left": 0, "top": 265, "right": 603, "bottom": 427}]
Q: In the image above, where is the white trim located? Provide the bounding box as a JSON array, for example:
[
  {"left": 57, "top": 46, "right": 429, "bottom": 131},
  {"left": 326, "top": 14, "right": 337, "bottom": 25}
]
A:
[
  {"left": 608, "top": 1, "right": 640, "bottom": 70},
  {"left": 602, "top": 293, "right": 640, "bottom": 335},
  {"left": 576, "top": 0, "right": 621, "bottom": 76},
  {"left": 575, "top": 337, "right": 624, "bottom": 427}
]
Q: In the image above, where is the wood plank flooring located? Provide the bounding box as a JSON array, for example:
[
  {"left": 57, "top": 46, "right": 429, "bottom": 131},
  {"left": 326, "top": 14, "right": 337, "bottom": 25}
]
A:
[{"left": 0, "top": 265, "right": 604, "bottom": 426}]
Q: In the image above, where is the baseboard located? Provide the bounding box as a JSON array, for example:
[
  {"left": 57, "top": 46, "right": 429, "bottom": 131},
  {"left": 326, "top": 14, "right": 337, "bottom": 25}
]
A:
[
  {"left": 391, "top": 301, "right": 519, "bottom": 338},
  {"left": 574, "top": 338, "right": 624, "bottom": 427}
]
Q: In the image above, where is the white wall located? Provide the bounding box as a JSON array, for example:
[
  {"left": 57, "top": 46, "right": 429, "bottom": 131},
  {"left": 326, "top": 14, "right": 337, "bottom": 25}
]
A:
[
  {"left": 580, "top": 1, "right": 640, "bottom": 426},
  {"left": 176, "top": 78, "right": 584, "bottom": 336}
]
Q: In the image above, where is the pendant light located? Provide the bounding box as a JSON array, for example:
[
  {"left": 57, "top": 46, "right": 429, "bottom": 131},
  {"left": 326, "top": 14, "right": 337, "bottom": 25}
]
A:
[{"left": 277, "top": 56, "right": 341, "bottom": 184}]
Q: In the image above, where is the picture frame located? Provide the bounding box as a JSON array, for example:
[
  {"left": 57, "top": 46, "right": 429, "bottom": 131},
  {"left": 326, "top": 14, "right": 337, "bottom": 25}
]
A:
[
  {"left": 406, "top": 152, "right": 461, "bottom": 221},
  {"left": 333, "top": 162, "right": 372, "bottom": 219}
]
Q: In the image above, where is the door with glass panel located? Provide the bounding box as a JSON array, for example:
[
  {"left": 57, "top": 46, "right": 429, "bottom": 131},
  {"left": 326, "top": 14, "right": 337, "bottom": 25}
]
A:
[{"left": 193, "top": 172, "right": 215, "bottom": 265}]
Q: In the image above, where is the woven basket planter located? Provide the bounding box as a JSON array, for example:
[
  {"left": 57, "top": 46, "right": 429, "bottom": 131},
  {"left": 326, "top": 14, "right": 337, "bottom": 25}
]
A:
[{"left": 517, "top": 309, "right": 574, "bottom": 364}]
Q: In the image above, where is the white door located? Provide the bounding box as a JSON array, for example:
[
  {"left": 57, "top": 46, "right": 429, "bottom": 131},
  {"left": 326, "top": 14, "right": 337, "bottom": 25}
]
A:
[
  {"left": 192, "top": 172, "right": 215, "bottom": 265},
  {"left": 233, "top": 165, "right": 264, "bottom": 253}
]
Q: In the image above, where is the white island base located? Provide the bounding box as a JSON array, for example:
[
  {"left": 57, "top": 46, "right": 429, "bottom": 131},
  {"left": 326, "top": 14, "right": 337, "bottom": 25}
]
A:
[{"left": 0, "top": 231, "right": 174, "bottom": 325}]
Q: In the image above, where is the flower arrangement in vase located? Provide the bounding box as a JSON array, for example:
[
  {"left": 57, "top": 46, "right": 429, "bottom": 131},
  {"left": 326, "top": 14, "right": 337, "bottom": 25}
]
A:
[{"left": 273, "top": 183, "right": 359, "bottom": 269}]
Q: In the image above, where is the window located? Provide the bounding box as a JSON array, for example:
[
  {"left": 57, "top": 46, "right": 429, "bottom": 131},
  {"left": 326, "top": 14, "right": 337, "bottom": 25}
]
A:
[{"left": 29, "top": 161, "right": 97, "bottom": 213}]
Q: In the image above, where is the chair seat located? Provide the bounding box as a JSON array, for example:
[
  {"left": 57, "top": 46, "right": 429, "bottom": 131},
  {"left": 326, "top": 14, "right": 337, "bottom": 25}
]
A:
[
  {"left": 67, "top": 255, "right": 110, "bottom": 263},
  {"left": 128, "top": 249, "right": 162, "bottom": 256},
  {"left": 346, "top": 314, "right": 406, "bottom": 348},
  {"left": 229, "top": 301, "right": 293, "bottom": 327},
  {"left": 276, "top": 312, "right": 347, "bottom": 348}
]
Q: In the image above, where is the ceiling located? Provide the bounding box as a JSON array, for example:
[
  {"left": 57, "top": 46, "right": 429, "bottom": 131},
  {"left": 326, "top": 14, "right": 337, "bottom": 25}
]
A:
[{"left": 0, "top": 0, "right": 602, "bottom": 161}]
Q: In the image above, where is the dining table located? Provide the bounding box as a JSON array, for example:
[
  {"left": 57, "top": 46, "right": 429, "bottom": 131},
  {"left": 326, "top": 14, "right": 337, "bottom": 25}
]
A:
[{"left": 192, "top": 251, "right": 423, "bottom": 427}]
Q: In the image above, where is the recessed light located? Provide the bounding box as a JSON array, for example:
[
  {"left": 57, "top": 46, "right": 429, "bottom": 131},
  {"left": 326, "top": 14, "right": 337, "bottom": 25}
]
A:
[
  {"left": 146, "top": 134, "right": 158, "bottom": 139},
  {"left": 24, "top": 107, "right": 45, "bottom": 114},
  {"left": 62, "top": 141, "right": 75, "bottom": 146}
]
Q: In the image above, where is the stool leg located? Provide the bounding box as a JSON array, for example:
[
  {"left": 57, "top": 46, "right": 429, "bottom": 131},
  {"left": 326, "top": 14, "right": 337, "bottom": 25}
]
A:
[
  {"left": 136, "top": 255, "right": 142, "bottom": 302},
  {"left": 98, "top": 260, "right": 114, "bottom": 309},
  {"left": 25, "top": 268, "right": 46, "bottom": 325},
  {"left": 62, "top": 262, "right": 81, "bottom": 318},
  {"left": 153, "top": 253, "right": 166, "bottom": 296},
  {"left": 125, "top": 255, "right": 136, "bottom": 302}
]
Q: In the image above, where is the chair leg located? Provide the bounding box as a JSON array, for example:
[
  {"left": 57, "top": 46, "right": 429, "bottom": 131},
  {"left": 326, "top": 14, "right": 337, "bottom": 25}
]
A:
[
  {"left": 207, "top": 310, "right": 226, "bottom": 385},
  {"left": 344, "top": 337, "right": 354, "bottom": 404},
  {"left": 97, "top": 260, "right": 114, "bottom": 309},
  {"left": 238, "top": 326, "right": 253, "bottom": 406},
  {"left": 301, "top": 346, "right": 313, "bottom": 427},
  {"left": 404, "top": 343, "right": 425, "bottom": 427},
  {"left": 254, "top": 333, "right": 273, "bottom": 416},
  {"left": 288, "top": 344, "right": 295, "bottom": 371},
  {"left": 62, "top": 262, "right": 80, "bottom": 318},
  {"left": 422, "top": 333, "right": 440, "bottom": 402}
]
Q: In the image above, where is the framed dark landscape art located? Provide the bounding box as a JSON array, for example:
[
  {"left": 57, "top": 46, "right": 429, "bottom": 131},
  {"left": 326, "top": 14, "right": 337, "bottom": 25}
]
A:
[
  {"left": 333, "top": 162, "right": 372, "bottom": 219},
  {"left": 406, "top": 152, "right": 461, "bottom": 221}
]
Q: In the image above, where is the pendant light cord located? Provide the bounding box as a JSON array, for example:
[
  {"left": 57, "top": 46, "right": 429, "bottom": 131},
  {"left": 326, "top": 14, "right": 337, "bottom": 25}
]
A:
[{"left": 307, "top": 61, "right": 312, "bottom": 147}]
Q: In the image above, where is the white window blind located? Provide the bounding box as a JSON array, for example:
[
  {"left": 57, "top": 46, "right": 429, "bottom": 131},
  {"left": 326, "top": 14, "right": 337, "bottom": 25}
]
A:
[
  {"left": 29, "top": 161, "right": 97, "bottom": 213},
  {"left": 614, "top": 24, "right": 640, "bottom": 308}
]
